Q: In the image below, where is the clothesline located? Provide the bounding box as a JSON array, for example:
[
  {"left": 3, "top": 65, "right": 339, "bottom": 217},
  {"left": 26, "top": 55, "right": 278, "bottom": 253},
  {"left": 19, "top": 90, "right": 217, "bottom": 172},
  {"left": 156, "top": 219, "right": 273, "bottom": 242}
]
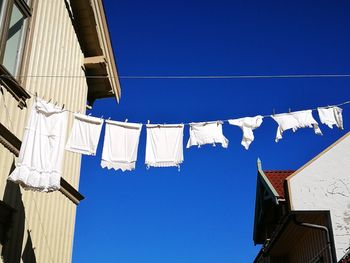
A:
[
  {"left": 18, "top": 86, "right": 350, "bottom": 125},
  {"left": 1, "top": 74, "right": 349, "bottom": 124},
  {"left": 4, "top": 84, "right": 348, "bottom": 191},
  {"left": 3, "top": 73, "right": 350, "bottom": 79}
]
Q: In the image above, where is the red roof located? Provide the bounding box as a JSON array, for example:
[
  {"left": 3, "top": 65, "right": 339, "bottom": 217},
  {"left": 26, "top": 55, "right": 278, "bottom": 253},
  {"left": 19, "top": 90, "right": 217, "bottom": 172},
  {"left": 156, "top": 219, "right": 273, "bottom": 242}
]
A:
[{"left": 263, "top": 170, "right": 295, "bottom": 198}]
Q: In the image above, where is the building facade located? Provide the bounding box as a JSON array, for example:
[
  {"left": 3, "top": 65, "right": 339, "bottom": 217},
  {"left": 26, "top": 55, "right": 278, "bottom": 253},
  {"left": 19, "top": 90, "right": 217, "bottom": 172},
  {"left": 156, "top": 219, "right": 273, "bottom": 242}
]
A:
[
  {"left": 0, "top": 0, "right": 120, "bottom": 262},
  {"left": 253, "top": 132, "right": 350, "bottom": 263},
  {"left": 288, "top": 132, "right": 350, "bottom": 261}
]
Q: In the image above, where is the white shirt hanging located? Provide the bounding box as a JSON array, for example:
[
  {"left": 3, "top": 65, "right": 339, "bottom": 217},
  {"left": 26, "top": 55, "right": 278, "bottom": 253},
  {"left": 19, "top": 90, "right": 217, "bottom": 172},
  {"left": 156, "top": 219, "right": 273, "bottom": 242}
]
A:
[
  {"left": 187, "top": 121, "right": 228, "bottom": 148},
  {"left": 145, "top": 124, "right": 184, "bottom": 168},
  {"left": 272, "top": 110, "right": 322, "bottom": 142},
  {"left": 65, "top": 113, "right": 103, "bottom": 155},
  {"left": 8, "top": 99, "right": 68, "bottom": 192},
  {"left": 317, "top": 106, "right": 343, "bottom": 129},
  {"left": 228, "top": 115, "right": 263, "bottom": 150},
  {"left": 101, "top": 120, "right": 142, "bottom": 172}
]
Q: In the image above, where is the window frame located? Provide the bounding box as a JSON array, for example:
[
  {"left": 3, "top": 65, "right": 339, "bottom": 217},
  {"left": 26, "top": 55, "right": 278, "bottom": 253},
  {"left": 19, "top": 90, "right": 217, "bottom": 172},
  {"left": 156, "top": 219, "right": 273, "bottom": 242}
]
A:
[
  {"left": 0, "top": 0, "right": 31, "bottom": 76},
  {"left": 0, "top": 0, "right": 31, "bottom": 108}
]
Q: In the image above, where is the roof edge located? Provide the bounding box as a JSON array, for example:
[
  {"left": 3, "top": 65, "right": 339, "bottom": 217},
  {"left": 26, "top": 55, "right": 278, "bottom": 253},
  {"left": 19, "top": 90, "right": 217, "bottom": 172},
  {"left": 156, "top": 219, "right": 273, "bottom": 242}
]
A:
[
  {"left": 286, "top": 132, "right": 350, "bottom": 182},
  {"left": 95, "top": 0, "right": 121, "bottom": 102},
  {"left": 257, "top": 160, "right": 280, "bottom": 202}
]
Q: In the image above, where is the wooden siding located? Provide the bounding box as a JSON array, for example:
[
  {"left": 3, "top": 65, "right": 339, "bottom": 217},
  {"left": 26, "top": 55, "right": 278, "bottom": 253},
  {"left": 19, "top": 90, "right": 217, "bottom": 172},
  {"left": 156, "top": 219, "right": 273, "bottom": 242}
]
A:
[{"left": 0, "top": 0, "right": 88, "bottom": 262}]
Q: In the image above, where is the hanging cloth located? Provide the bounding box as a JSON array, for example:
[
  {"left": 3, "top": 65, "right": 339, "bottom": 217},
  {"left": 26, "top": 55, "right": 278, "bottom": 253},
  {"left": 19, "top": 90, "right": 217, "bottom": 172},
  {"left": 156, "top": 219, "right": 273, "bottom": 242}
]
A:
[
  {"left": 272, "top": 110, "right": 322, "bottom": 142},
  {"left": 101, "top": 120, "right": 142, "bottom": 171},
  {"left": 65, "top": 113, "right": 103, "bottom": 155},
  {"left": 8, "top": 99, "right": 68, "bottom": 192},
  {"left": 145, "top": 124, "right": 184, "bottom": 168},
  {"left": 187, "top": 121, "right": 228, "bottom": 148},
  {"left": 228, "top": 115, "right": 263, "bottom": 149},
  {"left": 317, "top": 106, "right": 343, "bottom": 129}
]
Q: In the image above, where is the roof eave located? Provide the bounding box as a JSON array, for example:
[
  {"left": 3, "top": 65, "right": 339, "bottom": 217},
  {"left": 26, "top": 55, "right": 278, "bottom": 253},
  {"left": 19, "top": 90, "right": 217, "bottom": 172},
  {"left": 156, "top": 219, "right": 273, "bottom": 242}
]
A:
[{"left": 69, "top": 0, "right": 121, "bottom": 104}]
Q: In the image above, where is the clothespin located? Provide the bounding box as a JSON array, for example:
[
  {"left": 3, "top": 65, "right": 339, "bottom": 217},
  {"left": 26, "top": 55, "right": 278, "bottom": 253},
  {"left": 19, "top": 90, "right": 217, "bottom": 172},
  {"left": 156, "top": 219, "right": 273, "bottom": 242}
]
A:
[
  {"left": 108, "top": 117, "right": 111, "bottom": 120},
  {"left": 125, "top": 119, "right": 128, "bottom": 122},
  {"left": 272, "top": 108, "right": 276, "bottom": 116},
  {"left": 35, "top": 92, "right": 38, "bottom": 101},
  {"left": 48, "top": 98, "right": 52, "bottom": 103},
  {"left": 147, "top": 120, "right": 150, "bottom": 124},
  {"left": 88, "top": 113, "right": 92, "bottom": 116},
  {"left": 101, "top": 115, "right": 104, "bottom": 119},
  {"left": 288, "top": 108, "right": 291, "bottom": 113},
  {"left": 62, "top": 104, "right": 65, "bottom": 110},
  {"left": 54, "top": 101, "right": 58, "bottom": 106}
]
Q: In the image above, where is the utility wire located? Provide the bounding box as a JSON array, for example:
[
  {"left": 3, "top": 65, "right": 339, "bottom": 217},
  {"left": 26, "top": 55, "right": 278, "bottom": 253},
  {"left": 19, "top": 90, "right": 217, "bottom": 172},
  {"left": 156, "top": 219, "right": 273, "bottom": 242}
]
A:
[
  {"left": 3, "top": 73, "right": 350, "bottom": 79},
  {"left": 118, "top": 74, "right": 350, "bottom": 79}
]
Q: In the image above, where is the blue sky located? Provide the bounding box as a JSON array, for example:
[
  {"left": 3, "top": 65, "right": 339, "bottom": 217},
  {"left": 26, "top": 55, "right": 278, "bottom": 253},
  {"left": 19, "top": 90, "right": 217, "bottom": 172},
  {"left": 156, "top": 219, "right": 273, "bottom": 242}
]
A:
[{"left": 73, "top": 1, "right": 350, "bottom": 262}]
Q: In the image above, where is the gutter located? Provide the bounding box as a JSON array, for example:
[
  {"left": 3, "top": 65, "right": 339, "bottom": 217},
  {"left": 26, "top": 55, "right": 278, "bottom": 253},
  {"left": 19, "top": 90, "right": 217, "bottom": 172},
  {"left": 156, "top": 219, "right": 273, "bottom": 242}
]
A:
[{"left": 293, "top": 215, "right": 334, "bottom": 263}]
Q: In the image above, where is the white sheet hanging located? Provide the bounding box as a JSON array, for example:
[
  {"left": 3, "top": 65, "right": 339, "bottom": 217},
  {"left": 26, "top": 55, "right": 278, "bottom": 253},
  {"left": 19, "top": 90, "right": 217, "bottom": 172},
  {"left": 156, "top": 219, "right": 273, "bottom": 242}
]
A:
[
  {"left": 272, "top": 110, "right": 322, "bottom": 142},
  {"left": 228, "top": 115, "right": 263, "bottom": 149},
  {"left": 317, "top": 106, "right": 343, "bottom": 129},
  {"left": 187, "top": 121, "right": 228, "bottom": 148},
  {"left": 145, "top": 124, "right": 184, "bottom": 168},
  {"left": 8, "top": 99, "right": 68, "bottom": 192},
  {"left": 65, "top": 113, "right": 103, "bottom": 155},
  {"left": 101, "top": 120, "right": 142, "bottom": 171}
]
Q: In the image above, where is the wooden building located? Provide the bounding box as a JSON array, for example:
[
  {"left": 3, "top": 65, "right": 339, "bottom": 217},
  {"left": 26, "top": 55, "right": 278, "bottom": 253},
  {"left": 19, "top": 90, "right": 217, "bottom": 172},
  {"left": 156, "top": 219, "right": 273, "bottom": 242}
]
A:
[{"left": 0, "top": 0, "right": 120, "bottom": 262}]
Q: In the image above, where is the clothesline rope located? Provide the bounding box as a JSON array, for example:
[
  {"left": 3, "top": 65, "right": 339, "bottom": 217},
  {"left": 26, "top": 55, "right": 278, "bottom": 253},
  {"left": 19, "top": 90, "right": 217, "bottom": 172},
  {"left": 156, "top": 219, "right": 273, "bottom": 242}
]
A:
[
  {"left": 2, "top": 73, "right": 350, "bottom": 79},
  {"left": 1, "top": 80, "right": 349, "bottom": 125}
]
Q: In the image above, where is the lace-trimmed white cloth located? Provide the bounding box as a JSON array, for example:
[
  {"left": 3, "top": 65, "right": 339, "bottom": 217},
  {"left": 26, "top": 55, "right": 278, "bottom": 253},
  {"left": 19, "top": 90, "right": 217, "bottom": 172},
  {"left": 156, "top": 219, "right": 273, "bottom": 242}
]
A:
[
  {"left": 317, "top": 106, "right": 343, "bottom": 129},
  {"left": 8, "top": 99, "right": 68, "bottom": 192},
  {"left": 187, "top": 121, "right": 228, "bottom": 148},
  {"left": 228, "top": 115, "right": 263, "bottom": 149},
  {"left": 101, "top": 120, "right": 142, "bottom": 172},
  {"left": 272, "top": 110, "right": 322, "bottom": 142},
  {"left": 65, "top": 113, "right": 104, "bottom": 155},
  {"left": 145, "top": 124, "right": 184, "bottom": 168}
]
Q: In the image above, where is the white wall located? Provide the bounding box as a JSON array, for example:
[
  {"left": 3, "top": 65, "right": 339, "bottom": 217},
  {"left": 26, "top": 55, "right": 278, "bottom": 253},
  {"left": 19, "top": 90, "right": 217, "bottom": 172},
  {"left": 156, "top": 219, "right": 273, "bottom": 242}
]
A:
[{"left": 289, "top": 133, "right": 350, "bottom": 260}]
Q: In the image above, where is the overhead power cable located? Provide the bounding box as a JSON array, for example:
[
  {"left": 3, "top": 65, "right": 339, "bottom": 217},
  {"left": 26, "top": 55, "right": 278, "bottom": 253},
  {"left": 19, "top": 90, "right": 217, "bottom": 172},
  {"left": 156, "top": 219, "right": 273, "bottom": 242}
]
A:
[{"left": 2, "top": 73, "right": 350, "bottom": 79}]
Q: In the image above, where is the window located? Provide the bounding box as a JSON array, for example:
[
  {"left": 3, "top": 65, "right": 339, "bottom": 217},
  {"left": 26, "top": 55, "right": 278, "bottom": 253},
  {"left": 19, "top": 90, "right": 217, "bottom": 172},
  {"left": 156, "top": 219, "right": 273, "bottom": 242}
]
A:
[{"left": 0, "top": 0, "right": 31, "bottom": 76}]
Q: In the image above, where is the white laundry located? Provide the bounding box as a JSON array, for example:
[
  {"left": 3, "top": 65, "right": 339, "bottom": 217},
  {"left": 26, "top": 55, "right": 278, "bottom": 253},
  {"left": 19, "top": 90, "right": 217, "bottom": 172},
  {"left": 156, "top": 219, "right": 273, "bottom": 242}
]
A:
[
  {"left": 145, "top": 124, "right": 184, "bottom": 168},
  {"left": 317, "top": 106, "right": 343, "bottom": 129},
  {"left": 187, "top": 121, "right": 228, "bottom": 148},
  {"left": 228, "top": 115, "right": 263, "bottom": 150},
  {"left": 272, "top": 110, "right": 322, "bottom": 142},
  {"left": 101, "top": 120, "right": 142, "bottom": 172},
  {"left": 8, "top": 99, "right": 68, "bottom": 192},
  {"left": 65, "top": 113, "right": 103, "bottom": 155}
]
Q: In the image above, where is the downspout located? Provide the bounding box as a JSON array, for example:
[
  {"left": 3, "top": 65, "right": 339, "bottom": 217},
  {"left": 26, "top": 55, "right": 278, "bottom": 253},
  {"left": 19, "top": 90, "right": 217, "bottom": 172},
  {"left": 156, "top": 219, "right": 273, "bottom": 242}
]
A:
[{"left": 293, "top": 215, "right": 334, "bottom": 263}]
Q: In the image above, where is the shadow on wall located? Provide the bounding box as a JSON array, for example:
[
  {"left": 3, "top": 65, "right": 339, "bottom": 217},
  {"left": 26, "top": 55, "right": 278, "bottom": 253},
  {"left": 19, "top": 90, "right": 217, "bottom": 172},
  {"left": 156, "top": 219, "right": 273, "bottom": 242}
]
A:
[{"left": 1, "top": 162, "right": 36, "bottom": 263}]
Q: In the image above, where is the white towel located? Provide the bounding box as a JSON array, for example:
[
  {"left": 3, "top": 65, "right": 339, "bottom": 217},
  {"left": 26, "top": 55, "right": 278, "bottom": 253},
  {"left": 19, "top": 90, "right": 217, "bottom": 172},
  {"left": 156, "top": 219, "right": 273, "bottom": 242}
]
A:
[
  {"left": 65, "top": 113, "right": 103, "bottom": 155},
  {"left": 8, "top": 99, "right": 68, "bottom": 192},
  {"left": 228, "top": 115, "right": 263, "bottom": 150},
  {"left": 317, "top": 106, "right": 343, "bottom": 129},
  {"left": 187, "top": 121, "right": 228, "bottom": 148},
  {"left": 145, "top": 124, "right": 184, "bottom": 168},
  {"left": 272, "top": 110, "right": 322, "bottom": 142},
  {"left": 101, "top": 120, "right": 142, "bottom": 172}
]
